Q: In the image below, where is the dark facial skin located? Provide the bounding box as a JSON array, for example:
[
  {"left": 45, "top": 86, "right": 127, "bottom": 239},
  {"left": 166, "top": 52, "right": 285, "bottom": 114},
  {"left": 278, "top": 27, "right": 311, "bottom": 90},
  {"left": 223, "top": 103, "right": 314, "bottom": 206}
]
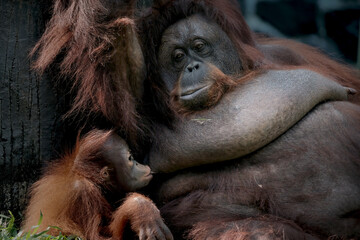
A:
[
  {"left": 102, "top": 134, "right": 152, "bottom": 192},
  {"left": 158, "top": 14, "right": 242, "bottom": 109}
]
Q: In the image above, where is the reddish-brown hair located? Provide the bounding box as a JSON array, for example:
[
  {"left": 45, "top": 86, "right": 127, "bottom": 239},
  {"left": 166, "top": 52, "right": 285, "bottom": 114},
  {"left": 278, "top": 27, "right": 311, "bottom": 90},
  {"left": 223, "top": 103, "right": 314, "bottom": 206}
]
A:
[
  {"left": 139, "top": 0, "right": 360, "bottom": 126},
  {"left": 31, "top": 0, "right": 360, "bottom": 141},
  {"left": 22, "top": 129, "right": 172, "bottom": 239},
  {"left": 30, "top": 0, "right": 143, "bottom": 143},
  {"left": 22, "top": 130, "right": 114, "bottom": 239}
]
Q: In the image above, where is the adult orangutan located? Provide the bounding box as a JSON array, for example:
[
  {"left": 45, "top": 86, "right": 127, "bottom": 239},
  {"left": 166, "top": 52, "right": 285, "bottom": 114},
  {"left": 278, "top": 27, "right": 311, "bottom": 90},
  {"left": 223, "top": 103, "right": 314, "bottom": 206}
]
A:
[
  {"left": 22, "top": 0, "right": 360, "bottom": 239},
  {"left": 138, "top": 0, "right": 360, "bottom": 239}
]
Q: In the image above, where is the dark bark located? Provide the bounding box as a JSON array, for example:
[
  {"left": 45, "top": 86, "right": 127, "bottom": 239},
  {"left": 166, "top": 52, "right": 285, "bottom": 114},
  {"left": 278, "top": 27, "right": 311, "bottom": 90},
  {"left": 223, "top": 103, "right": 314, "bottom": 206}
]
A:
[{"left": 0, "top": 0, "right": 55, "bottom": 216}]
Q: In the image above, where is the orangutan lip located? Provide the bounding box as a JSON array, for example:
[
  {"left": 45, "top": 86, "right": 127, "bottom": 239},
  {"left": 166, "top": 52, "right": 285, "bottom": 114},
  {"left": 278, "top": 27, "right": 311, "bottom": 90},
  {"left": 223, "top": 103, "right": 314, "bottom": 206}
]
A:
[
  {"left": 180, "top": 85, "right": 209, "bottom": 99},
  {"left": 145, "top": 173, "right": 153, "bottom": 181}
]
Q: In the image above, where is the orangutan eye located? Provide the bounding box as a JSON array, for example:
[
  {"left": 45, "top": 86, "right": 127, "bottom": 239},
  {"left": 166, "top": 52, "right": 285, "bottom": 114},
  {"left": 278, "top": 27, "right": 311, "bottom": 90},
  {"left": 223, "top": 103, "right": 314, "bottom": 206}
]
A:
[
  {"left": 173, "top": 49, "right": 185, "bottom": 62},
  {"left": 193, "top": 40, "right": 205, "bottom": 52}
]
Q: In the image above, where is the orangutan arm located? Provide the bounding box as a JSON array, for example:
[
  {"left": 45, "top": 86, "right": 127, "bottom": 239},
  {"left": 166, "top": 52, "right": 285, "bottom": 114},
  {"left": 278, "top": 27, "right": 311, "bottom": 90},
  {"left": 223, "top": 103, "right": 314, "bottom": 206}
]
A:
[{"left": 149, "top": 69, "right": 352, "bottom": 173}]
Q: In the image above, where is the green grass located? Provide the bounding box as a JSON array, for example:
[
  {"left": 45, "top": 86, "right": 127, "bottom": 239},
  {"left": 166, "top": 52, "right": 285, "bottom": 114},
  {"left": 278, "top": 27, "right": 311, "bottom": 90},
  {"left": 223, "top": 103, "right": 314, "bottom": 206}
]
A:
[{"left": 0, "top": 212, "right": 81, "bottom": 240}]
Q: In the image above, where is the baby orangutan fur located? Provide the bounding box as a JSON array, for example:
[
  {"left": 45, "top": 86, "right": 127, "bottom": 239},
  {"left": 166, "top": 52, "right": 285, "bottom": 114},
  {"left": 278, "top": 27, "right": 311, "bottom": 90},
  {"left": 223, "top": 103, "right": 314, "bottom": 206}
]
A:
[{"left": 22, "top": 130, "right": 173, "bottom": 240}]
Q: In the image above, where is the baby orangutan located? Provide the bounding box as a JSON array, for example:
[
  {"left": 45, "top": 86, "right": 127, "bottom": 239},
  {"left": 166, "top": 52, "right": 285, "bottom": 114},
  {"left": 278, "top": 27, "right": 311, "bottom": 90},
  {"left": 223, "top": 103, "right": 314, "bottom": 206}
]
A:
[{"left": 22, "top": 130, "right": 173, "bottom": 240}]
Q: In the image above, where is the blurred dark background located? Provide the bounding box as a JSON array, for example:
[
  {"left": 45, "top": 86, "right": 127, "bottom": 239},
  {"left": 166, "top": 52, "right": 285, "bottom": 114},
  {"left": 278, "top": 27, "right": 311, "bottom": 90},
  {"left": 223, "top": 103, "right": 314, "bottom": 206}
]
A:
[
  {"left": 1, "top": 0, "right": 359, "bottom": 218},
  {"left": 238, "top": 0, "right": 360, "bottom": 66}
]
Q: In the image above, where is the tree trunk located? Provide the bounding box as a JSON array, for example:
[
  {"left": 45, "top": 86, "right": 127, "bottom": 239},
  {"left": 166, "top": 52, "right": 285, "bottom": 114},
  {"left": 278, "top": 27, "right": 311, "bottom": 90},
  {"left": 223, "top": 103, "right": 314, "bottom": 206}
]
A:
[{"left": 0, "top": 0, "right": 56, "bottom": 216}]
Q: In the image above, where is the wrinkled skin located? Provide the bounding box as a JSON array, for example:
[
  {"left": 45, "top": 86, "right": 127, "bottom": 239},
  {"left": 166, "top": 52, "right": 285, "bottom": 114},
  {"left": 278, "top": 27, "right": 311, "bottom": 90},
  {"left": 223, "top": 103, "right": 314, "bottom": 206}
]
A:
[
  {"left": 151, "top": 15, "right": 351, "bottom": 173},
  {"left": 158, "top": 14, "right": 242, "bottom": 110},
  {"left": 155, "top": 101, "right": 360, "bottom": 238},
  {"left": 147, "top": 14, "right": 360, "bottom": 239},
  {"left": 102, "top": 133, "right": 153, "bottom": 192},
  {"left": 150, "top": 69, "right": 350, "bottom": 172}
]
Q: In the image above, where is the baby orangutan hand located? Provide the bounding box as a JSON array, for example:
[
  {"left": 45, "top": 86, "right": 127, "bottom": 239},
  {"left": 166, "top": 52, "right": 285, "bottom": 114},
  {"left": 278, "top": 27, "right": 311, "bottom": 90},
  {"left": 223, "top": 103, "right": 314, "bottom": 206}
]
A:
[{"left": 110, "top": 193, "right": 173, "bottom": 240}]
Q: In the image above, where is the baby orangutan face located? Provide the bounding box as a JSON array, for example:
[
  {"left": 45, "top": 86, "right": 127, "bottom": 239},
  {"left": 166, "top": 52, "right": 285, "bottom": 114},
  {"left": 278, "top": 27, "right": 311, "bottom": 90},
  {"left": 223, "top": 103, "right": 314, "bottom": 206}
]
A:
[{"left": 102, "top": 134, "right": 153, "bottom": 192}]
